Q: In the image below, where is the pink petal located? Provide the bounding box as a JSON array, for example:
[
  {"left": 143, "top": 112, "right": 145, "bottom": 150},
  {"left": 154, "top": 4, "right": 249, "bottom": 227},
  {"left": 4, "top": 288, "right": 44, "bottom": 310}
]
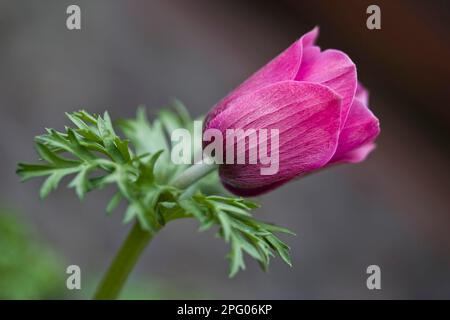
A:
[
  {"left": 205, "top": 28, "right": 319, "bottom": 125},
  {"left": 301, "top": 26, "right": 319, "bottom": 47},
  {"left": 296, "top": 49, "right": 357, "bottom": 129},
  {"left": 205, "top": 81, "right": 342, "bottom": 196},
  {"left": 355, "top": 82, "right": 369, "bottom": 105},
  {"left": 332, "top": 143, "right": 377, "bottom": 164},
  {"left": 330, "top": 99, "right": 380, "bottom": 164}
]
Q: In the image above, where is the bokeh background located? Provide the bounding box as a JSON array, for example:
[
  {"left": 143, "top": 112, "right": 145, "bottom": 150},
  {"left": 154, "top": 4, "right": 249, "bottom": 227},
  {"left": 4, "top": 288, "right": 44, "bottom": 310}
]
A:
[{"left": 1, "top": 0, "right": 449, "bottom": 299}]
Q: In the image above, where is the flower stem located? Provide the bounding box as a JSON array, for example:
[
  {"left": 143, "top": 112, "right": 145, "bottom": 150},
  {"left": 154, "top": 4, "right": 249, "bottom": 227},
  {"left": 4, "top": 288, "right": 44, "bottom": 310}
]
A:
[
  {"left": 93, "top": 222, "right": 156, "bottom": 300},
  {"left": 93, "top": 161, "right": 217, "bottom": 300},
  {"left": 171, "top": 162, "right": 218, "bottom": 189}
]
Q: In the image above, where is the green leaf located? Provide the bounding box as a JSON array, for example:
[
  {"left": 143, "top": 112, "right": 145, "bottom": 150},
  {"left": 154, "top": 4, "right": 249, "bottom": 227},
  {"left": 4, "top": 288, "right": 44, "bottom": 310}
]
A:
[
  {"left": 35, "top": 142, "right": 79, "bottom": 166},
  {"left": 135, "top": 150, "right": 164, "bottom": 186},
  {"left": 68, "top": 164, "right": 95, "bottom": 200},
  {"left": 114, "top": 137, "right": 131, "bottom": 163},
  {"left": 217, "top": 211, "right": 232, "bottom": 242},
  {"left": 40, "top": 168, "right": 78, "bottom": 199},
  {"left": 266, "top": 235, "right": 292, "bottom": 267},
  {"left": 229, "top": 236, "right": 245, "bottom": 277},
  {"left": 16, "top": 110, "right": 144, "bottom": 218},
  {"left": 184, "top": 194, "right": 294, "bottom": 277},
  {"left": 17, "top": 163, "right": 62, "bottom": 181},
  {"left": 106, "top": 192, "right": 123, "bottom": 214},
  {"left": 124, "top": 204, "right": 137, "bottom": 224}
]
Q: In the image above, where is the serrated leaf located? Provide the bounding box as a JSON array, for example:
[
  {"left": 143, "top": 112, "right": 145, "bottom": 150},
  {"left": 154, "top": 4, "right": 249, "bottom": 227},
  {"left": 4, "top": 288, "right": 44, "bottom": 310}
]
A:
[
  {"left": 68, "top": 164, "right": 94, "bottom": 199},
  {"left": 35, "top": 143, "right": 79, "bottom": 166},
  {"left": 198, "top": 218, "right": 215, "bottom": 232},
  {"left": 17, "top": 163, "right": 60, "bottom": 181},
  {"left": 73, "top": 110, "right": 98, "bottom": 124},
  {"left": 214, "top": 202, "right": 252, "bottom": 217},
  {"left": 229, "top": 236, "right": 245, "bottom": 277},
  {"left": 123, "top": 205, "right": 136, "bottom": 224},
  {"left": 106, "top": 192, "right": 122, "bottom": 214},
  {"left": 66, "top": 112, "right": 91, "bottom": 131},
  {"left": 135, "top": 150, "right": 164, "bottom": 185},
  {"left": 178, "top": 199, "right": 205, "bottom": 222},
  {"left": 17, "top": 110, "right": 140, "bottom": 213},
  {"left": 265, "top": 235, "right": 292, "bottom": 267},
  {"left": 171, "top": 99, "right": 191, "bottom": 127},
  {"left": 114, "top": 137, "right": 131, "bottom": 163},
  {"left": 40, "top": 168, "right": 79, "bottom": 198},
  {"left": 256, "top": 221, "right": 297, "bottom": 236},
  {"left": 159, "top": 109, "right": 183, "bottom": 135},
  {"left": 188, "top": 194, "right": 294, "bottom": 277},
  {"left": 217, "top": 211, "right": 232, "bottom": 242}
]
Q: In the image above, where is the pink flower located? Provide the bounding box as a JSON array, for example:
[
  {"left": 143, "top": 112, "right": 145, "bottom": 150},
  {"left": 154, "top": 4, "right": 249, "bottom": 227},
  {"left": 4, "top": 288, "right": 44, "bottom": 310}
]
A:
[{"left": 204, "top": 27, "right": 380, "bottom": 196}]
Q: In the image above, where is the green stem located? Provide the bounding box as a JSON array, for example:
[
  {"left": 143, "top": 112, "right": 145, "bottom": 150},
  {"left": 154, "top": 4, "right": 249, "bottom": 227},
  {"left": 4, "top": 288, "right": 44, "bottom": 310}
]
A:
[
  {"left": 171, "top": 162, "right": 218, "bottom": 189},
  {"left": 93, "top": 222, "right": 156, "bottom": 300},
  {"left": 93, "top": 161, "right": 217, "bottom": 300}
]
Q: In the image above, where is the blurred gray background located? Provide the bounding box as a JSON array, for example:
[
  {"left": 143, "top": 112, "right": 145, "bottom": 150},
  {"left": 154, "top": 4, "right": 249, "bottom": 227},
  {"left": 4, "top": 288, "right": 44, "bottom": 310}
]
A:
[{"left": 1, "top": 0, "right": 449, "bottom": 299}]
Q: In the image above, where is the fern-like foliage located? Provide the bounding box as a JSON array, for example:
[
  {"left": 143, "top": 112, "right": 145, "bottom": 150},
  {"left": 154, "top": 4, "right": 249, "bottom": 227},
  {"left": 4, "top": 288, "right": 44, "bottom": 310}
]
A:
[{"left": 17, "top": 102, "right": 294, "bottom": 276}]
